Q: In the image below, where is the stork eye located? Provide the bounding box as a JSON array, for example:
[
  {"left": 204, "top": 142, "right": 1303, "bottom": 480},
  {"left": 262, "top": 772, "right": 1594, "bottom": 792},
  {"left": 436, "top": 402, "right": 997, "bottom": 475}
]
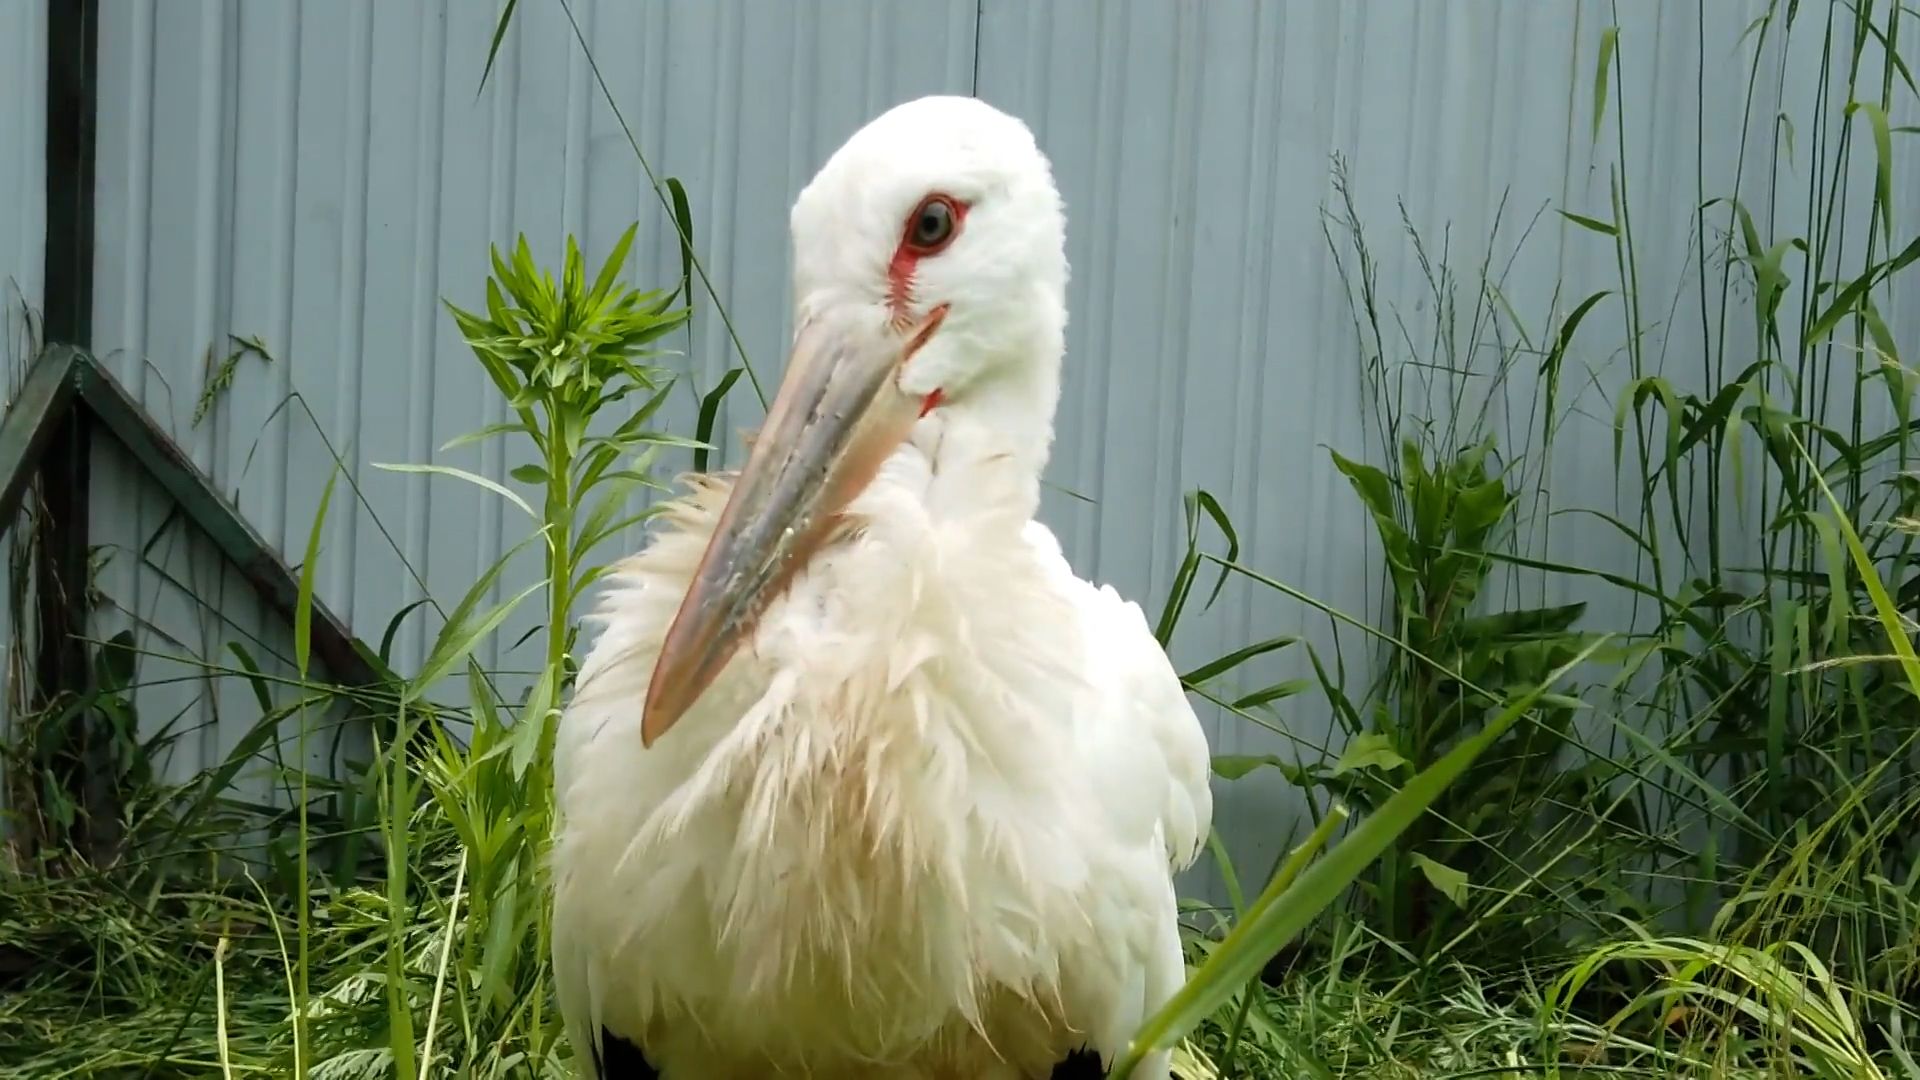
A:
[{"left": 906, "top": 196, "right": 959, "bottom": 253}]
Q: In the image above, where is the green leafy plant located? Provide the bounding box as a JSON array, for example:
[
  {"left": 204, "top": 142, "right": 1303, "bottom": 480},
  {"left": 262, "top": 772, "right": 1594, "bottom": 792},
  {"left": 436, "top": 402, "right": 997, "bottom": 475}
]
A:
[
  {"left": 5, "top": 628, "right": 147, "bottom": 864},
  {"left": 1318, "top": 433, "right": 1595, "bottom": 954},
  {"left": 363, "top": 225, "right": 690, "bottom": 1073},
  {"left": 1161, "top": 5, "right": 1919, "bottom": 1071},
  {"left": 431, "top": 225, "right": 689, "bottom": 771},
  {"left": 1114, "top": 634, "right": 1604, "bottom": 1075}
]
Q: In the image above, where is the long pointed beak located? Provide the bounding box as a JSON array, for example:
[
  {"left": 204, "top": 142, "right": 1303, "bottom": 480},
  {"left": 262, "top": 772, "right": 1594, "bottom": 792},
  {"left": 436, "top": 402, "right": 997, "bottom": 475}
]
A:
[{"left": 640, "top": 306, "right": 947, "bottom": 746}]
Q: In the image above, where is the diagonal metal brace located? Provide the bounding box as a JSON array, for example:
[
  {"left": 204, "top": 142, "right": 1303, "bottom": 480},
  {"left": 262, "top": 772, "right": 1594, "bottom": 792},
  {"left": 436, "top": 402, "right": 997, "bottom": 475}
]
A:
[
  {"left": 0, "top": 345, "right": 84, "bottom": 529},
  {"left": 0, "top": 345, "right": 377, "bottom": 688}
]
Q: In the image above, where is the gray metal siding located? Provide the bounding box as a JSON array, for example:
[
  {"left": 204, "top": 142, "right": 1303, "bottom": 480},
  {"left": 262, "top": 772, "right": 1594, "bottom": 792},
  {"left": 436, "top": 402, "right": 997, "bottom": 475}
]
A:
[
  {"left": 66, "top": 0, "right": 1920, "bottom": 880},
  {"left": 974, "top": 2, "right": 1624, "bottom": 870},
  {"left": 84, "top": 0, "right": 977, "bottom": 796},
  {"left": 1, "top": 1, "right": 42, "bottom": 320},
  {"left": 981, "top": 0, "right": 1919, "bottom": 876},
  {"left": 88, "top": 436, "right": 356, "bottom": 802},
  {"left": 1, "top": 0, "right": 47, "bottom": 809}
]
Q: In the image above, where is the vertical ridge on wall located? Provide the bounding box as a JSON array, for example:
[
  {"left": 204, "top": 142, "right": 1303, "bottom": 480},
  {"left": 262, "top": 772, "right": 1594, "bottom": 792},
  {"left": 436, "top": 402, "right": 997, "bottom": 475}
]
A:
[
  {"left": 326, "top": 0, "right": 373, "bottom": 633},
  {"left": 0, "top": 0, "right": 50, "bottom": 798},
  {"left": 1146, "top": 4, "right": 1201, "bottom": 620},
  {"left": 401, "top": 0, "right": 450, "bottom": 673},
  {"left": 4, "top": 1, "right": 49, "bottom": 319},
  {"left": 1217, "top": 0, "right": 1283, "bottom": 774}
]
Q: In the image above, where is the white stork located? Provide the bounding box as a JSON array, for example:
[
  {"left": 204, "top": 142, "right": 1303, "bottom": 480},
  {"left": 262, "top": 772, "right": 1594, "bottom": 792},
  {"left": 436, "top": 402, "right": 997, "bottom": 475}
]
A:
[{"left": 550, "top": 95, "right": 1215, "bottom": 1079}]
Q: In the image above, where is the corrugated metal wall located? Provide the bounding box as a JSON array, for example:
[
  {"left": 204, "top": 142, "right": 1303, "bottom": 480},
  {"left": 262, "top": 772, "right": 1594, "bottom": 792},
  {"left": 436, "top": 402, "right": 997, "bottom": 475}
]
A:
[
  {"left": 67, "top": 0, "right": 1920, "bottom": 881},
  {"left": 0, "top": 3, "right": 42, "bottom": 318},
  {"left": 1, "top": 0, "right": 47, "bottom": 819},
  {"left": 84, "top": 0, "right": 979, "bottom": 805}
]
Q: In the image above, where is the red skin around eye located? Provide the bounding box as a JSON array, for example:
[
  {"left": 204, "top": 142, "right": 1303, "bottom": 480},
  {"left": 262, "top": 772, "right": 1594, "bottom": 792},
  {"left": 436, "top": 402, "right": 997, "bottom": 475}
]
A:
[{"left": 887, "top": 195, "right": 967, "bottom": 416}]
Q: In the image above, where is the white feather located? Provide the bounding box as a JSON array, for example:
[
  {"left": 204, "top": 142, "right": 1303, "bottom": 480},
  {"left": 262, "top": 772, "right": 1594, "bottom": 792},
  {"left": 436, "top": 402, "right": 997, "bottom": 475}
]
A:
[{"left": 550, "top": 95, "right": 1214, "bottom": 1079}]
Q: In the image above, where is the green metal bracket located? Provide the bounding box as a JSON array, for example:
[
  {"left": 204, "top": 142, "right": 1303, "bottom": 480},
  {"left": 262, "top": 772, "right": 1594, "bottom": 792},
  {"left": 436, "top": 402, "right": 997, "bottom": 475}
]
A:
[
  {"left": 0, "top": 346, "right": 84, "bottom": 529},
  {"left": 0, "top": 346, "right": 378, "bottom": 689}
]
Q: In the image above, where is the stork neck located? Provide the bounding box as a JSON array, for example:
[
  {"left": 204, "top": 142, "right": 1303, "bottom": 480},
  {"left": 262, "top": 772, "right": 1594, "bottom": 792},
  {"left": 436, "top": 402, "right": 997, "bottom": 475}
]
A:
[
  {"left": 906, "top": 347, "right": 1060, "bottom": 527},
  {"left": 974, "top": 351, "right": 1062, "bottom": 475}
]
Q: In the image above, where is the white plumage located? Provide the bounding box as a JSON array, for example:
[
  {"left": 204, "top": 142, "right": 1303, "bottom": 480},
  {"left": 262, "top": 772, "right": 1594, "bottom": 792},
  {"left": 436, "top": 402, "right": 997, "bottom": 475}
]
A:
[{"left": 551, "top": 95, "right": 1214, "bottom": 1079}]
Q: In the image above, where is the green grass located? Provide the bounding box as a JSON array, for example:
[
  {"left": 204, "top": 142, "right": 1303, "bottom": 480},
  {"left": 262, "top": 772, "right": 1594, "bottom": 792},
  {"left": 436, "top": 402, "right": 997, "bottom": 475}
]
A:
[{"left": 6, "top": 0, "right": 1920, "bottom": 1076}]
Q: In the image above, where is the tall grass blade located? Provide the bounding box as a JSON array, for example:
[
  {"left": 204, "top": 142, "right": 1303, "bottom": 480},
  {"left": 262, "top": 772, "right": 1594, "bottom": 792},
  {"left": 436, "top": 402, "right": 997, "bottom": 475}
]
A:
[
  {"left": 294, "top": 466, "right": 339, "bottom": 680},
  {"left": 1592, "top": 26, "right": 1619, "bottom": 143},
  {"left": 374, "top": 462, "right": 537, "bottom": 519},
  {"left": 477, "top": 0, "right": 519, "bottom": 95}
]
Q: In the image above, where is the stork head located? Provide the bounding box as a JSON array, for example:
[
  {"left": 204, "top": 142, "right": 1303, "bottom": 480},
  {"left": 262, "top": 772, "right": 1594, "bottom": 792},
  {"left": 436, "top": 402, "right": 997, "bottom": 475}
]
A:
[{"left": 641, "top": 95, "right": 1069, "bottom": 746}]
